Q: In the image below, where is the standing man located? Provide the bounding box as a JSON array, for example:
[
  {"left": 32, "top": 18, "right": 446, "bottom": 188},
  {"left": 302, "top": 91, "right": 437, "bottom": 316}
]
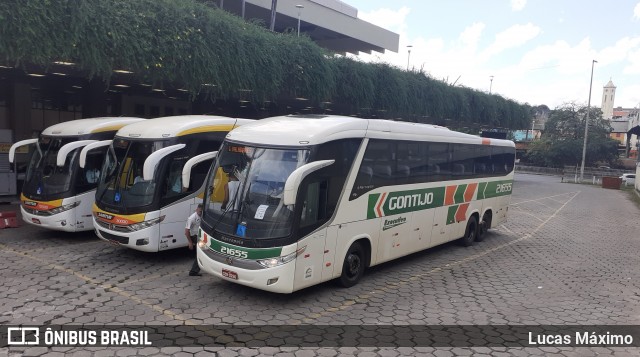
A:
[{"left": 186, "top": 204, "right": 203, "bottom": 276}]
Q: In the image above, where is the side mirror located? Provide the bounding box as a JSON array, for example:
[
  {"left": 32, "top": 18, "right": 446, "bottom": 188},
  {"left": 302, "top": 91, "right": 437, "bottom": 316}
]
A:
[
  {"left": 79, "top": 140, "right": 112, "bottom": 168},
  {"left": 9, "top": 138, "right": 38, "bottom": 163},
  {"left": 181, "top": 151, "right": 218, "bottom": 190},
  {"left": 57, "top": 140, "right": 98, "bottom": 167},
  {"left": 283, "top": 160, "right": 334, "bottom": 206},
  {"left": 143, "top": 144, "right": 185, "bottom": 181}
]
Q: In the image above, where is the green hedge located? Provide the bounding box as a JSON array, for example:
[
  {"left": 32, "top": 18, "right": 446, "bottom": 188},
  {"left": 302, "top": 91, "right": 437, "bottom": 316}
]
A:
[{"left": 0, "top": 0, "right": 531, "bottom": 128}]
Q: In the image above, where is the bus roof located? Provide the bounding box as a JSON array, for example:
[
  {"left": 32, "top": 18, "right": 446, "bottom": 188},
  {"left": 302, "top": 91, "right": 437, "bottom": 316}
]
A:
[
  {"left": 115, "top": 115, "right": 253, "bottom": 139},
  {"left": 226, "top": 115, "right": 515, "bottom": 147},
  {"left": 41, "top": 117, "right": 145, "bottom": 136}
]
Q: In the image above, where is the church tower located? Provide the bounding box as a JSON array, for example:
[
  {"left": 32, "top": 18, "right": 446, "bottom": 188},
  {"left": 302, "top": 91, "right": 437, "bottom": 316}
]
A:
[{"left": 601, "top": 79, "right": 616, "bottom": 119}]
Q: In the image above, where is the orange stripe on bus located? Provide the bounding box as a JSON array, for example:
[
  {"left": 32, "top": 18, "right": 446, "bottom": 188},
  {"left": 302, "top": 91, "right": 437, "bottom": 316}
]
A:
[
  {"left": 455, "top": 203, "right": 470, "bottom": 222},
  {"left": 445, "top": 185, "right": 457, "bottom": 206},
  {"left": 464, "top": 183, "right": 478, "bottom": 202},
  {"left": 482, "top": 138, "right": 491, "bottom": 145},
  {"left": 376, "top": 192, "right": 387, "bottom": 217}
]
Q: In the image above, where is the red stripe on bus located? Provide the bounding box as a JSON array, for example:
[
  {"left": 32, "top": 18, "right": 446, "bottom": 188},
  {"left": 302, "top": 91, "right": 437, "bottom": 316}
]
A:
[
  {"left": 445, "top": 185, "right": 457, "bottom": 206},
  {"left": 376, "top": 192, "right": 387, "bottom": 217},
  {"left": 464, "top": 183, "right": 478, "bottom": 202},
  {"left": 455, "top": 203, "right": 470, "bottom": 222}
]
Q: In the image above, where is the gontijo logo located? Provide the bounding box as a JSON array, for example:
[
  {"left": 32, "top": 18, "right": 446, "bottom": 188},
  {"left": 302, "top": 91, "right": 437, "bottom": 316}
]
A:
[{"left": 368, "top": 187, "right": 445, "bottom": 219}]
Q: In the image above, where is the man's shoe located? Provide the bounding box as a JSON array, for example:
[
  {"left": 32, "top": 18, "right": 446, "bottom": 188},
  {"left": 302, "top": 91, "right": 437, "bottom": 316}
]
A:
[{"left": 189, "top": 272, "right": 202, "bottom": 276}]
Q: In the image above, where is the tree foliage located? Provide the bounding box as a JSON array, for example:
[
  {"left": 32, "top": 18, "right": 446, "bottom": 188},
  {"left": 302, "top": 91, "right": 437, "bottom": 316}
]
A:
[
  {"left": 0, "top": 0, "right": 531, "bottom": 128},
  {"left": 526, "top": 103, "right": 619, "bottom": 167}
]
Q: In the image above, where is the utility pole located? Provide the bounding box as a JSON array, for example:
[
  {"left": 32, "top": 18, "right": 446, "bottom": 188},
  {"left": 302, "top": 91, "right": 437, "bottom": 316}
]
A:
[
  {"left": 269, "top": 0, "right": 278, "bottom": 31},
  {"left": 579, "top": 59, "right": 597, "bottom": 182}
]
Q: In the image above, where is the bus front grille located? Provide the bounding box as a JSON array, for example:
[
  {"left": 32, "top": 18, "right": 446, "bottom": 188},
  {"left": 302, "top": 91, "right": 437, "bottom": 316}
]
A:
[{"left": 98, "top": 230, "right": 129, "bottom": 245}]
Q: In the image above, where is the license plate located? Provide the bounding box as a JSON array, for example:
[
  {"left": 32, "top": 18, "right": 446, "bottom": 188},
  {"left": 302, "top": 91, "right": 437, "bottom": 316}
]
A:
[
  {"left": 31, "top": 218, "right": 41, "bottom": 224},
  {"left": 222, "top": 269, "right": 238, "bottom": 280}
]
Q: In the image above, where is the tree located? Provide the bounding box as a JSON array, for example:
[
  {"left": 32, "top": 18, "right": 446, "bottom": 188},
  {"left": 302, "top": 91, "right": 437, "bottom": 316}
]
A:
[{"left": 526, "top": 102, "right": 619, "bottom": 167}]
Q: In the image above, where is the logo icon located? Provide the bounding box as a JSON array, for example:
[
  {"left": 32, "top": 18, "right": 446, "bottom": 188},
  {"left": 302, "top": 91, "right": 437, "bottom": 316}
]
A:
[
  {"left": 36, "top": 186, "right": 42, "bottom": 195},
  {"left": 7, "top": 327, "right": 39, "bottom": 345}
]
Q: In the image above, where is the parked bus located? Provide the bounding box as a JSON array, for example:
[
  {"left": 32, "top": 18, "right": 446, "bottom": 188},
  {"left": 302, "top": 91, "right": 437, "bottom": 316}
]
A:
[
  {"left": 196, "top": 115, "right": 515, "bottom": 293},
  {"left": 8, "top": 117, "right": 145, "bottom": 232},
  {"left": 92, "top": 115, "right": 253, "bottom": 252}
]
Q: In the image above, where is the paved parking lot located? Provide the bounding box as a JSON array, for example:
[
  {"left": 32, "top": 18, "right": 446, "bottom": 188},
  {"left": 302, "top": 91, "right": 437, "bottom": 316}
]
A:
[{"left": 1, "top": 173, "right": 640, "bottom": 356}]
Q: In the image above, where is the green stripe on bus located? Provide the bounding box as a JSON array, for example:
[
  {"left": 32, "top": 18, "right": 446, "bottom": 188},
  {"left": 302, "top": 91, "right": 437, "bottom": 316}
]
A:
[
  {"left": 367, "top": 194, "right": 381, "bottom": 219},
  {"left": 454, "top": 184, "right": 467, "bottom": 204},
  {"left": 207, "top": 239, "right": 282, "bottom": 260},
  {"left": 477, "top": 182, "right": 488, "bottom": 200},
  {"left": 366, "top": 179, "right": 512, "bottom": 219},
  {"left": 447, "top": 205, "right": 458, "bottom": 225},
  {"left": 482, "top": 180, "right": 513, "bottom": 199}
]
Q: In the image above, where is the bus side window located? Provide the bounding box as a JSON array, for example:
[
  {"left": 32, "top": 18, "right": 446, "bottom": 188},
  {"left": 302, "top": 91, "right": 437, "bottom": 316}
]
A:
[{"left": 299, "top": 180, "right": 328, "bottom": 230}]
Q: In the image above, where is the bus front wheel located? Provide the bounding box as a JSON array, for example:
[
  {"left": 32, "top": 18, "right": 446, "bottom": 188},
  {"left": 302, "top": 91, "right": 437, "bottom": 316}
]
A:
[
  {"left": 460, "top": 215, "right": 478, "bottom": 247},
  {"left": 339, "top": 242, "right": 365, "bottom": 287}
]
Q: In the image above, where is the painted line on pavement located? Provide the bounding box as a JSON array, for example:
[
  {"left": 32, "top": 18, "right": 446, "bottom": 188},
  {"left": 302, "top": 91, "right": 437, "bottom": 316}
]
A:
[{"left": 510, "top": 192, "right": 578, "bottom": 206}]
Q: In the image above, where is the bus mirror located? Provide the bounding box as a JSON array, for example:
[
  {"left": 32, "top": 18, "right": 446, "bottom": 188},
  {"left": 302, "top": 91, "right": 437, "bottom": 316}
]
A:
[
  {"left": 143, "top": 144, "right": 186, "bottom": 181},
  {"left": 182, "top": 151, "right": 218, "bottom": 190},
  {"left": 9, "top": 138, "right": 38, "bottom": 163},
  {"left": 57, "top": 140, "right": 98, "bottom": 167},
  {"left": 283, "top": 160, "right": 335, "bottom": 206},
  {"left": 79, "top": 140, "right": 112, "bottom": 168}
]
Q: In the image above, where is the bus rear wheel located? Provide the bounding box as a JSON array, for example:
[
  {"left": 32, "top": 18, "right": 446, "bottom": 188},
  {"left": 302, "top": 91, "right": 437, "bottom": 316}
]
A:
[
  {"left": 476, "top": 212, "right": 491, "bottom": 242},
  {"left": 459, "top": 215, "right": 478, "bottom": 247},
  {"left": 339, "top": 242, "right": 365, "bottom": 287}
]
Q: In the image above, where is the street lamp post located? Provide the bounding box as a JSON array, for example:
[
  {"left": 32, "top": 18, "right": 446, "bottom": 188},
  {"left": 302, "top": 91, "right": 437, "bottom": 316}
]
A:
[
  {"left": 579, "top": 59, "right": 598, "bottom": 182},
  {"left": 269, "top": 0, "right": 278, "bottom": 31},
  {"left": 241, "top": 0, "right": 246, "bottom": 19},
  {"left": 406, "top": 45, "right": 413, "bottom": 70},
  {"left": 489, "top": 75, "right": 494, "bottom": 94},
  {"left": 296, "top": 5, "right": 304, "bottom": 37}
]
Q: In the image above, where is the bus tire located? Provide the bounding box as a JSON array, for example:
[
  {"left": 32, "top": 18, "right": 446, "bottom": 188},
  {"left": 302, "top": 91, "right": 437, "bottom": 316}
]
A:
[
  {"left": 460, "top": 215, "right": 478, "bottom": 247},
  {"left": 339, "top": 241, "right": 365, "bottom": 288},
  {"left": 476, "top": 212, "right": 491, "bottom": 242}
]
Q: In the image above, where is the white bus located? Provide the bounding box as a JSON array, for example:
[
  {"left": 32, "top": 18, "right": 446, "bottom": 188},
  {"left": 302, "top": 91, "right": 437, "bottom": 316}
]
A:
[
  {"left": 92, "top": 115, "right": 253, "bottom": 252},
  {"left": 9, "top": 117, "right": 145, "bottom": 232},
  {"left": 197, "top": 115, "right": 515, "bottom": 293}
]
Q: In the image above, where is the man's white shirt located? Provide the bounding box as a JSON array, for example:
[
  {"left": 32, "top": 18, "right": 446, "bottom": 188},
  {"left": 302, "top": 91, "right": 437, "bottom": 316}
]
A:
[{"left": 186, "top": 212, "right": 201, "bottom": 236}]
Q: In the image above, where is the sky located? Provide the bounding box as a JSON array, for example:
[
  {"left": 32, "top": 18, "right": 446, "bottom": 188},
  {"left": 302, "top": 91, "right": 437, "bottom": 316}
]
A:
[{"left": 344, "top": 0, "right": 640, "bottom": 110}]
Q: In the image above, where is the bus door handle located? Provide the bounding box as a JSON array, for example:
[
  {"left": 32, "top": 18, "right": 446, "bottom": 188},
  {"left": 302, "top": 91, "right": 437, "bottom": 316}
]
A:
[
  {"left": 392, "top": 233, "right": 399, "bottom": 237},
  {"left": 413, "top": 228, "right": 420, "bottom": 231}
]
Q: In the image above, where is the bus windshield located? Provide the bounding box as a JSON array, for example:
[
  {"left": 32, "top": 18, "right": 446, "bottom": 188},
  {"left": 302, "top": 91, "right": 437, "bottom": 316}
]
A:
[
  {"left": 203, "top": 143, "right": 310, "bottom": 240},
  {"left": 96, "top": 138, "right": 170, "bottom": 211},
  {"left": 23, "top": 137, "right": 77, "bottom": 199}
]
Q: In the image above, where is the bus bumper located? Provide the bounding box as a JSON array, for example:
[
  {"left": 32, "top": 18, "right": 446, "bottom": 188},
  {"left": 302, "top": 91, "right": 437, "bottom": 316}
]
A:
[
  {"left": 20, "top": 205, "right": 80, "bottom": 232},
  {"left": 93, "top": 217, "right": 160, "bottom": 252},
  {"left": 197, "top": 246, "right": 295, "bottom": 294}
]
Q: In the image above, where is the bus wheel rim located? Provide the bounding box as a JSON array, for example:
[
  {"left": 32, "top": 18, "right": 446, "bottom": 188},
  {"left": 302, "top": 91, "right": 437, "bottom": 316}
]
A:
[{"left": 347, "top": 254, "right": 360, "bottom": 276}]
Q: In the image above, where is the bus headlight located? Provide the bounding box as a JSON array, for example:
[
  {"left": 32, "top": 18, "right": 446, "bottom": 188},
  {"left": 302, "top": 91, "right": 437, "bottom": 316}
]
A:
[
  {"left": 48, "top": 201, "right": 81, "bottom": 215},
  {"left": 129, "top": 216, "right": 165, "bottom": 231},
  {"left": 256, "top": 246, "right": 306, "bottom": 268}
]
